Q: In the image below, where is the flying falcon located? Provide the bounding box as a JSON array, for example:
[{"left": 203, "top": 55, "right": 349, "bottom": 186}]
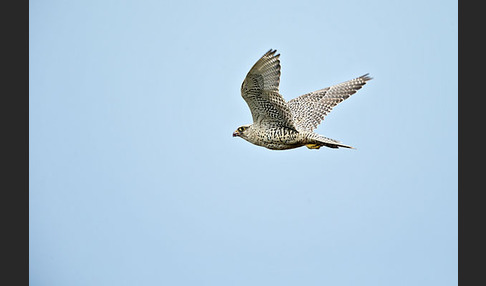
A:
[{"left": 233, "top": 49, "right": 372, "bottom": 150}]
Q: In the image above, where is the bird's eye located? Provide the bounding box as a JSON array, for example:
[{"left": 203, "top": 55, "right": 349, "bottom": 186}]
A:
[{"left": 238, "top": 127, "right": 244, "bottom": 132}]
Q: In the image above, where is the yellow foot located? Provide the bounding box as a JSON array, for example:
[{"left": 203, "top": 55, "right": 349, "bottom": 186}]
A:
[{"left": 306, "top": 144, "right": 321, "bottom": 149}]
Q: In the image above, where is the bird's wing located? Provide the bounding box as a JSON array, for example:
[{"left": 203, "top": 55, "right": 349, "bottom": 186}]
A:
[
  {"left": 241, "top": 49, "right": 296, "bottom": 130},
  {"left": 288, "top": 74, "right": 372, "bottom": 132}
]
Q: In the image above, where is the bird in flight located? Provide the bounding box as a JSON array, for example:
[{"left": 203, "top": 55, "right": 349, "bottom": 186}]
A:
[{"left": 233, "top": 49, "right": 372, "bottom": 150}]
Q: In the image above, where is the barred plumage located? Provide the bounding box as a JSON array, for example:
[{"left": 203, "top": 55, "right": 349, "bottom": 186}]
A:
[{"left": 233, "top": 49, "right": 372, "bottom": 150}]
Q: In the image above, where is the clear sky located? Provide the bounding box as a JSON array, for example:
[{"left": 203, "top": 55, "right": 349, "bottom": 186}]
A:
[{"left": 29, "top": 0, "right": 457, "bottom": 285}]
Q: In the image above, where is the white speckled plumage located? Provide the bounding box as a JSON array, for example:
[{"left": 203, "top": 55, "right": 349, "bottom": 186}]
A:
[{"left": 233, "top": 49, "right": 372, "bottom": 150}]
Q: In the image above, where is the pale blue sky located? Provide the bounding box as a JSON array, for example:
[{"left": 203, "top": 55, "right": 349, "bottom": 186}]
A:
[{"left": 29, "top": 0, "right": 457, "bottom": 285}]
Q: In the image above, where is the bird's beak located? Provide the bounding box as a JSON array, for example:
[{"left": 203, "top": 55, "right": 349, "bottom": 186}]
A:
[{"left": 232, "top": 131, "right": 239, "bottom": 137}]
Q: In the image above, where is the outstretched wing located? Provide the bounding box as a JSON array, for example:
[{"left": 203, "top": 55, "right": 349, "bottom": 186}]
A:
[
  {"left": 241, "top": 49, "right": 296, "bottom": 130},
  {"left": 288, "top": 74, "right": 372, "bottom": 132}
]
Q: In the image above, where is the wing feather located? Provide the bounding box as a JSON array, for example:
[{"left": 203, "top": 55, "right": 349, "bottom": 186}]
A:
[
  {"left": 288, "top": 74, "right": 372, "bottom": 132},
  {"left": 241, "top": 50, "right": 296, "bottom": 130}
]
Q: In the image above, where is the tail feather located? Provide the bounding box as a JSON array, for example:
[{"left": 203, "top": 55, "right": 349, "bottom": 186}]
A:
[{"left": 306, "top": 133, "right": 355, "bottom": 149}]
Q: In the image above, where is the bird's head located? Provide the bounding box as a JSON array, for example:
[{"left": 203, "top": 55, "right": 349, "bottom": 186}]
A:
[{"left": 232, "top": 124, "right": 251, "bottom": 139}]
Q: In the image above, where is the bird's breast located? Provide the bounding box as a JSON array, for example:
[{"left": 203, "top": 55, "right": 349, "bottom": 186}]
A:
[{"left": 246, "top": 126, "right": 304, "bottom": 149}]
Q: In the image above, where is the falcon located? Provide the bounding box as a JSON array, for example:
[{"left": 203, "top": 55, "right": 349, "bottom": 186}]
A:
[{"left": 233, "top": 49, "right": 372, "bottom": 150}]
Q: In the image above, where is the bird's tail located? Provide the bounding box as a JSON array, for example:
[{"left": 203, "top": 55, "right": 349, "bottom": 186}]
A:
[{"left": 305, "top": 133, "right": 355, "bottom": 149}]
